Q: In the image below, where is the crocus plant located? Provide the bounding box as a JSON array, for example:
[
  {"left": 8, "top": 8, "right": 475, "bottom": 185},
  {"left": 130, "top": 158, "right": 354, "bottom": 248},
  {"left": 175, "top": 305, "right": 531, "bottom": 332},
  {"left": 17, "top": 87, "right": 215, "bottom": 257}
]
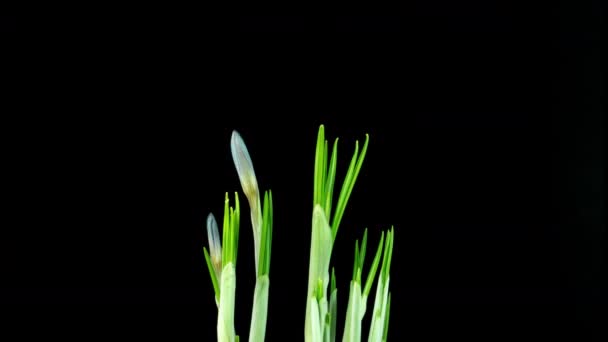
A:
[{"left": 203, "top": 125, "right": 394, "bottom": 342}]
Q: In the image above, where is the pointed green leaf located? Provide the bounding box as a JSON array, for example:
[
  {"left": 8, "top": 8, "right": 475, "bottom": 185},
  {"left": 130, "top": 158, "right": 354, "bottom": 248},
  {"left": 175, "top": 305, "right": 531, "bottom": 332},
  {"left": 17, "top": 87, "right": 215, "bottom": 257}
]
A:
[
  {"left": 332, "top": 140, "right": 358, "bottom": 238},
  {"left": 381, "top": 229, "right": 394, "bottom": 283},
  {"left": 203, "top": 247, "right": 220, "bottom": 301},
  {"left": 353, "top": 239, "right": 360, "bottom": 282},
  {"left": 382, "top": 292, "right": 391, "bottom": 342},
  {"left": 314, "top": 125, "right": 325, "bottom": 206},
  {"left": 331, "top": 134, "right": 369, "bottom": 239},
  {"left": 363, "top": 231, "right": 384, "bottom": 298},
  {"left": 258, "top": 191, "right": 269, "bottom": 276},
  {"left": 266, "top": 190, "right": 273, "bottom": 276},
  {"left": 322, "top": 139, "right": 328, "bottom": 204},
  {"left": 329, "top": 288, "right": 338, "bottom": 342},
  {"left": 360, "top": 228, "right": 368, "bottom": 272},
  {"left": 324, "top": 138, "right": 339, "bottom": 220},
  {"left": 222, "top": 192, "right": 229, "bottom": 266},
  {"left": 233, "top": 192, "right": 240, "bottom": 265}
]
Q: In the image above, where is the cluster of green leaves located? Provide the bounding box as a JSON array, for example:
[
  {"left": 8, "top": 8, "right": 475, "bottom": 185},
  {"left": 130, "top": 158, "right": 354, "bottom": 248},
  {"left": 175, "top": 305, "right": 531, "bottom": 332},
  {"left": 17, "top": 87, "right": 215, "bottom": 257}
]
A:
[
  {"left": 368, "top": 228, "right": 394, "bottom": 342},
  {"left": 203, "top": 192, "right": 240, "bottom": 302},
  {"left": 352, "top": 229, "right": 384, "bottom": 298},
  {"left": 202, "top": 131, "right": 273, "bottom": 342},
  {"left": 307, "top": 125, "right": 394, "bottom": 342},
  {"left": 344, "top": 228, "right": 394, "bottom": 342},
  {"left": 313, "top": 125, "right": 369, "bottom": 240},
  {"left": 202, "top": 125, "right": 394, "bottom": 342},
  {"left": 257, "top": 191, "right": 273, "bottom": 277},
  {"left": 230, "top": 131, "right": 274, "bottom": 341},
  {"left": 248, "top": 190, "right": 273, "bottom": 342},
  {"left": 307, "top": 124, "right": 396, "bottom": 342}
]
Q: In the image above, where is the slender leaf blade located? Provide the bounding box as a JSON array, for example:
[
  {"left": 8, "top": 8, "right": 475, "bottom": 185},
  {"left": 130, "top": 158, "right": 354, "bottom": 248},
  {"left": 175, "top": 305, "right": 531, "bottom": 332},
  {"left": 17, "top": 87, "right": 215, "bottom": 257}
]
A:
[
  {"left": 324, "top": 138, "right": 339, "bottom": 220},
  {"left": 363, "top": 232, "right": 384, "bottom": 297},
  {"left": 314, "top": 125, "right": 325, "bottom": 206},
  {"left": 203, "top": 247, "right": 220, "bottom": 301},
  {"left": 331, "top": 140, "right": 359, "bottom": 238}
]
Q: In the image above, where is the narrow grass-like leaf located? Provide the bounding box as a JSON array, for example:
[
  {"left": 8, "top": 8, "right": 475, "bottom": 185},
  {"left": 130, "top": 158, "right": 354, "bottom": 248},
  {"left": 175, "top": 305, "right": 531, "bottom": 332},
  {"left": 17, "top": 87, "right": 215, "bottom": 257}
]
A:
[
  {"left": 266, "top": 190, "right": 273, "bottom": 275},
  {"left": 332, "top": 134, "right": 369, "bottom": 239},
  {"left": 233, "top": 192, "right": 240, "bottom": 265},
  {"left": 380, "top": 229, "right": 394, "bottom": 283},
  {"left": 229, "top": 206, "right": 235, "bottom": 263},
  {"left": 324, "top": 138, "right": 339, "bottom": 220},
  {"left": 314, "top": 125, "right": 325, "bottom": 206},
  {"left": 222, "top": 193, "right": 230, "bottom": 266},
  {"left": 259, "top": 191, "right": 270, "bottom": 277},
  {"left": 368, "top": 228, "right": 394, "bottom": 342},
  {"left": 264, "top": 193, "right": 270, "bottom": 275},
  {"left": 322, "top": 139, "right": 328, "bottom": 201},
  {"left": 360, "top": 228, "right": 368, "bottom": 272},
  {"left": 382, "top": 292, "right": 391, "bottom": 342},
  {"left": 339, "top": 135, "right": 369, "bottom": 236},
  {"left": 379, "top": 277, "right": 391, "bottom": 342},
  {"left": 353, "top": 240, "right": 359, "bottom": 281},
  {"left": 263, "top": 199, "right": 269, "bottom": 275},
  {"left": 328, "top": 269, "right": 338, "bottom": 341},
  {"left": 203, "top": 247, "right": 220, "bottom": 301},
  {"left": 384, "top": 228, "right": 394, "bottom": 283},
  {"left": 363, "top": 232, "right": 384, "bottom": 297},
  {"left": 329, "top": 287, "right": 338, "bottom": 342},
  {"left": 305, "top": 126, "right": 389, "bottom": 342},
  {"left": 257, "top": 190, "right": 273, "bottom": 277},
  {"left": 350, "top": 135, "right": 369, "bottom": 191},
  {"left": 332, "top": 141, "right": 358, "bottom": 238}
]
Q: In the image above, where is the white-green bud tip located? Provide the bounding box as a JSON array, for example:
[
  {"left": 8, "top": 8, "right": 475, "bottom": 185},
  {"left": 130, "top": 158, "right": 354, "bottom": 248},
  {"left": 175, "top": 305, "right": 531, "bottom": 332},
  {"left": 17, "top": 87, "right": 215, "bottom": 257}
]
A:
[
  {"left": 207, "top": 213, "right": 222, "bottom": 279},
  {"left": 231, "top": 130, "right": 259, "bottom": 203}
]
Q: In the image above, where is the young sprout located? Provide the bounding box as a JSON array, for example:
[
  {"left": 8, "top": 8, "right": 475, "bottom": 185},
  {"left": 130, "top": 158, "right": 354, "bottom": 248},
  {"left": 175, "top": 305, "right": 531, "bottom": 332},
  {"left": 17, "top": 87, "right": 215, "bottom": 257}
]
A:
[
  {"left": 207, "top": 213, "right": 222, "bottom": 282},
  {"left": 230, "top": 130, "right": 273, "bottom": 342},
  {"left": 203, "top": 213, "right": 222, "bottom": 303},
  {"left": 368, "top": 227, "right": 394, "bottom": 342},
  {"left": 201, "top": 125, "right": 394, "bottom": 342},
  {"left": 231, "top": 130, "right": 263, "bottom": 274},
  {"left": 306, "top": 125, "right": 371, "bottom": 342},
  {"left": 203, "top": 193, "right": 240, "bottom": 341},
  {"left": 343, "top": 229, "right": 387, "bottom": 342}
]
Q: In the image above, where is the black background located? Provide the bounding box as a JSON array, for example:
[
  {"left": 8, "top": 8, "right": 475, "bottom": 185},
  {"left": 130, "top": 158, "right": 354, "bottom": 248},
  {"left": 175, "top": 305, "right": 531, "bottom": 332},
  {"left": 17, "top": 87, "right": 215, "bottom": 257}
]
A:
[{"left": 3, "top": 1, "right": 605, "bottom": 341}]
